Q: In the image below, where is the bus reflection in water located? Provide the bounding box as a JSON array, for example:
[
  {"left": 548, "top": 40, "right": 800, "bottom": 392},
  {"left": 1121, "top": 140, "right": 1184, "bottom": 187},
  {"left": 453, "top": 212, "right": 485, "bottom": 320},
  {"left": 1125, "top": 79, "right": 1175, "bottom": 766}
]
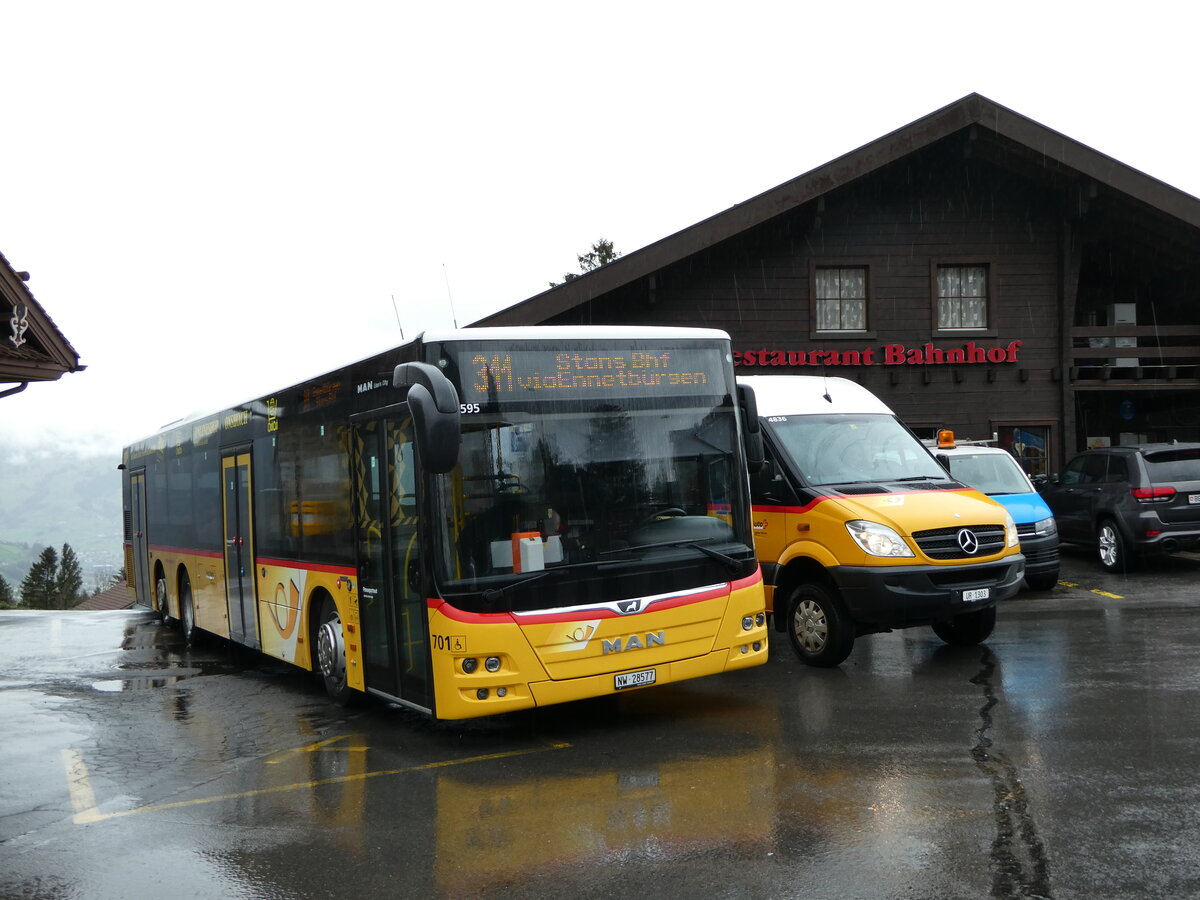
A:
[{"left": 121, "top": 327, "right": 767, "bottom": 720}]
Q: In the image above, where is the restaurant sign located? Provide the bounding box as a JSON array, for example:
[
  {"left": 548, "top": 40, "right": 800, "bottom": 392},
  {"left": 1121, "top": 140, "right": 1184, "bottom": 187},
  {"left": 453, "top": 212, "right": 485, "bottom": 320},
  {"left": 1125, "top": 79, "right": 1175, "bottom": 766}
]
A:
[{"left": 734, "top": 340, "right": 1022, "bottom": 368}]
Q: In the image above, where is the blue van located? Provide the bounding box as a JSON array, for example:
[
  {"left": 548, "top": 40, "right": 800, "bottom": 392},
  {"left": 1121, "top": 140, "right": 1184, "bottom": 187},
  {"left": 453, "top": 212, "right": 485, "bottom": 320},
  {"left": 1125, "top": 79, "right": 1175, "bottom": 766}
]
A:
[{"left": 931, "top": 434, "right": 1060, "bottom": 591}]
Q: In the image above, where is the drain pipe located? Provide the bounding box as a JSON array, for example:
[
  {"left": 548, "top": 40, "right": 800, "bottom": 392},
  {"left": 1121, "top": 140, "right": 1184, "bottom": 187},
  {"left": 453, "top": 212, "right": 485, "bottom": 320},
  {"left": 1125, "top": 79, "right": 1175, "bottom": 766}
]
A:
[{"left": 0, "top": 382, "right": 29, "bottom": 400}]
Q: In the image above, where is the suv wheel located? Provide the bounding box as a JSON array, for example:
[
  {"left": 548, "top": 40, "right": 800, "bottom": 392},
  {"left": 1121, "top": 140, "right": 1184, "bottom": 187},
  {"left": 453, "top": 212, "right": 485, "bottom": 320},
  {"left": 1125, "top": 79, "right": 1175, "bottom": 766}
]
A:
[{"left": 1098, "top": 519, "right": 1133, "bottom": 573}]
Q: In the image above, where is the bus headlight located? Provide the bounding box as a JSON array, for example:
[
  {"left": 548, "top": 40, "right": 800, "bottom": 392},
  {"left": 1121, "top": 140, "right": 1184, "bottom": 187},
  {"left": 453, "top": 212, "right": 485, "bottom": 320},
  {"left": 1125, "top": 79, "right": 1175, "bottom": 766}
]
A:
[
  {"left": 462, "top": 658, "right": 479, "bottom": 674},
  {"left": 846, "top": 520, "right": 914, "bottom": 558},
  {"left": 485, "top": 656, "right": 501, "bottom": 673}
]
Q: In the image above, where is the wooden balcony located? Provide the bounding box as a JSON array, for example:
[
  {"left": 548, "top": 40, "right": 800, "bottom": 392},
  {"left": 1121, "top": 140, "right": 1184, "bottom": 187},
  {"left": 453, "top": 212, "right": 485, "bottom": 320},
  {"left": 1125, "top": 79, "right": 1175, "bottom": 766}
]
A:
[{"left": 1068, "top": 325, "right": 1200, "bottom": 384}]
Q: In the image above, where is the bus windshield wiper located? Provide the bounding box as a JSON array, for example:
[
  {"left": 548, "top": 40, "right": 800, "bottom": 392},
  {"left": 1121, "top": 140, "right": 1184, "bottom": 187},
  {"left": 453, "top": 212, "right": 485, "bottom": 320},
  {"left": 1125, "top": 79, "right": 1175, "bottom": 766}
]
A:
[
  {"left": 599, "top": 538, "right": 744, "bottom": 572},
  {"left": 480, "top": 568, "right": 559, "bottom": 604}
]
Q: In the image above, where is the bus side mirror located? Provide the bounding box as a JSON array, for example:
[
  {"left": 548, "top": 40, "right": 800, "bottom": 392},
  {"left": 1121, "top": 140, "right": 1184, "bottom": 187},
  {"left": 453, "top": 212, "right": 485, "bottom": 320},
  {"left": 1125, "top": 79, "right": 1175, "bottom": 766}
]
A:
[
  {"left": 737, "top": 383, "right": 765, "bottom": 474},
  {"left": 394, "top": 362, "right": 461, "bottom": 474}
]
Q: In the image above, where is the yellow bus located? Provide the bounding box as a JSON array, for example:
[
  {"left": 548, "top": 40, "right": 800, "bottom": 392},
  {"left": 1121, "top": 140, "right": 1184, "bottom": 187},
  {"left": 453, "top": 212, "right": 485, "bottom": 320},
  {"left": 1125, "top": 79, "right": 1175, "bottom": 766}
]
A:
[{"left": 121, "top": 327, "right": 767, "bottom": 719}]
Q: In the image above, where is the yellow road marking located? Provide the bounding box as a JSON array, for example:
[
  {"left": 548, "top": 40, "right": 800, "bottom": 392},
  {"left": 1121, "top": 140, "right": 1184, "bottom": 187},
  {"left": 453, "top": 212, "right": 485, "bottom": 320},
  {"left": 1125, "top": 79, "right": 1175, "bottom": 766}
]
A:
[
  {"left": 265, "top": 734, "right": 366, "bottom": 763},
  {"left": 62, "top": 748, "right": 97, "bottom": 814},
  {"left": 1091, "top": 589, "right": 1124, "bottom": 599},
  {"left": 68, "top": 740, "right": 570, "bottom": 825}
]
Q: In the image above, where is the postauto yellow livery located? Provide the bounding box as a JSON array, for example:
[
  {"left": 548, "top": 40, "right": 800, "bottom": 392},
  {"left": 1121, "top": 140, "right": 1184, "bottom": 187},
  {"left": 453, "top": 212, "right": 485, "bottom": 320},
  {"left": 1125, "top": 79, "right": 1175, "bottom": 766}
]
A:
[{"left": 737, "top": 375, "right": 1024, "bottom": 666}]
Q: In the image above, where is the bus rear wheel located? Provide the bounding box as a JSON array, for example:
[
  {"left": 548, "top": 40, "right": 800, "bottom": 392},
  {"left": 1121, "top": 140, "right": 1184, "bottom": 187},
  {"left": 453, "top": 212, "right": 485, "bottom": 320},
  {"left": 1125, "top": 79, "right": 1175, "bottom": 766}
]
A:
[
  {"left": 315, "top": 599, "right": 353, "bottom": 706},
  {"left": 155, "top": 576, "right": 172, "bottom": 626},
  {"left": 786, "top": 581, "right": 854, "bottom": 668},
  {"left": 179, "top": 579, "right": 198, "bottom": 646}
]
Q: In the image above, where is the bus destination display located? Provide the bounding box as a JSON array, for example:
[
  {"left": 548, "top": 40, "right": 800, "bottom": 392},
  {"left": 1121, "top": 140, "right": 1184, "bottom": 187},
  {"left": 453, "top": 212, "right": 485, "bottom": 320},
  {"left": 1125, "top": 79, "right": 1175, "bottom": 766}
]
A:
[{"left": 453, "top": 347, "right": 724, "bottom": 404}]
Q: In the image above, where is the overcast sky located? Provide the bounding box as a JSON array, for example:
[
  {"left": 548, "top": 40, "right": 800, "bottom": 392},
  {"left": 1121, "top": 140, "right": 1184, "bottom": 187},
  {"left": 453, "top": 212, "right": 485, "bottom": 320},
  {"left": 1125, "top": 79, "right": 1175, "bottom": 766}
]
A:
[{"left": 3, "top": 1, "right": 1197, "bottom": 458}]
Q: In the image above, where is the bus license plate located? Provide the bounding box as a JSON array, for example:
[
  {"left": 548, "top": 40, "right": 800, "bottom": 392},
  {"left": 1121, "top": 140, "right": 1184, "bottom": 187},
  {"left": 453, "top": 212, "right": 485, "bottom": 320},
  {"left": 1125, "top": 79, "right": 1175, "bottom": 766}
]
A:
[
  {"left": 963, "top": 588, "right": 989, "bottom": 603},
  {"left": 615, "top": 668, "right": 656, "bottom": 690}
]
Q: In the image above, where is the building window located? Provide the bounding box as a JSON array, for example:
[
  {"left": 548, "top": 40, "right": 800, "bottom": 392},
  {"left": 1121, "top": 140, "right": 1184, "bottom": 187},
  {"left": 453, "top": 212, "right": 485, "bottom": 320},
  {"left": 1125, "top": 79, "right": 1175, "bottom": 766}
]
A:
[
  {"left": 815, "top": 267, "right": 867, "bottom": 332},
  {"left": 936, "top": 265, "right": 988, "bottom": 330},
  {"left": 998, "top": 424, "right": 1051, "bottom": 477}
]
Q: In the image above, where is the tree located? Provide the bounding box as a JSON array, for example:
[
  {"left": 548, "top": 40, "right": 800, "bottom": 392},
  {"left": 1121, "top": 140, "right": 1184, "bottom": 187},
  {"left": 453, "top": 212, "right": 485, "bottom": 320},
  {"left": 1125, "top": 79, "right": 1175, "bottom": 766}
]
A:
[
  {"left": 57, "top": 544, "right": 85, "bottom": 608},
  {"left": 20, "top": 546, "right": 59, "bottom": 610},
  {"left": 0, "top": 574, "right": 14, "bottom": 608},
  {"left": 550, "top": 238, "right": 621, "bottom": 287}
]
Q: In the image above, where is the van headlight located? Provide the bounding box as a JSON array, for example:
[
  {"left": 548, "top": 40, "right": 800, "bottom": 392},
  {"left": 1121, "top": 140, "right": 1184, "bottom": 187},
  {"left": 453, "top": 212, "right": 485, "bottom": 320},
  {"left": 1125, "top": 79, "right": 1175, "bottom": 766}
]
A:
[
  {"left": 1006, "top": 512, "right": 1020, "bottom": 548},
  {"left": 1035, "top": 516, "right": 1057, "bottom": 537},
  {"left": 846, "top": 520, "right": 914, "bottom": 557}
]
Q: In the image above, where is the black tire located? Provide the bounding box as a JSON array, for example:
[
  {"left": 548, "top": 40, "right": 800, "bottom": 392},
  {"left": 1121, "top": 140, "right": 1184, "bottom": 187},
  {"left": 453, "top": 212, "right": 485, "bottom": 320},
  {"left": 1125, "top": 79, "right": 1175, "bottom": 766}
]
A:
[
  {"left": 155, "top": 575, "right": 172, "bottom": 625},
  {"left": 932, "top": 605, "right": 996, "bottom": 646},
  {"left": 1025, "top": 570, "right": 1059, "bottom": 592},
  {"left": 179, "top": 578, "right": 198, "bottom": 646},
  {"left": 786, "top": 581, "right": 854, "bottom": 667},
  {"left": 1098, "top": 519, "right": 1133, "bottom": 573},
  {"left": 315, "top": 598, "right": 354, "bottom": 706}
]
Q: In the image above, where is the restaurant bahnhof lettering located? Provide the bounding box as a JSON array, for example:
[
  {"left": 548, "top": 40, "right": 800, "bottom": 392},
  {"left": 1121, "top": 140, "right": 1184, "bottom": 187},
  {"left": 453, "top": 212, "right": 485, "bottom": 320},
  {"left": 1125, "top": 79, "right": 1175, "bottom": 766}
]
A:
[{"left": 735, "top": 341, "right": 1023, "bottom": 368}]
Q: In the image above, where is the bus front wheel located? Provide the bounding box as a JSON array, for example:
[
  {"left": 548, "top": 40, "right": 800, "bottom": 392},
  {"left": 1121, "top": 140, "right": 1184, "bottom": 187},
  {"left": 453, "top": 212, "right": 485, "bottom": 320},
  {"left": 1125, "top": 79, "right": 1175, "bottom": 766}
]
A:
[
  {"left": 786, "top": 581, "right": 854, "bottom": 668},
  {"left": 315, "top": 599, "right": 353, "bottom": 706}
]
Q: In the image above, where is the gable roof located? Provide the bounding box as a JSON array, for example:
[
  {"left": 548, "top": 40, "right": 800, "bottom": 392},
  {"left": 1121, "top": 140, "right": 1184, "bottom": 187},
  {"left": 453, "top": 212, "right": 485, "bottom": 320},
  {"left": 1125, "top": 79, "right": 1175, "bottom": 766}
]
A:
[
  {"left": 1, "top": 249, "right": 84, "bottom": 389},
  {"left": 474, "top": 92, "right": 1200, "bottom": 327},
  {"left": 75, "top": 582, "right": 135, "bottom": 611}
]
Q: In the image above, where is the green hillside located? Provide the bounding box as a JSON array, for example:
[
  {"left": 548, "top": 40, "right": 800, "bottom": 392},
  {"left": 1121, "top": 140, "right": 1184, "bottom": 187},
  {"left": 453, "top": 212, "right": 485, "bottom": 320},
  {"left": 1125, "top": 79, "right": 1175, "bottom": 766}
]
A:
[{"left": 0, "top": 439, "right": 123, "bottom": 589}]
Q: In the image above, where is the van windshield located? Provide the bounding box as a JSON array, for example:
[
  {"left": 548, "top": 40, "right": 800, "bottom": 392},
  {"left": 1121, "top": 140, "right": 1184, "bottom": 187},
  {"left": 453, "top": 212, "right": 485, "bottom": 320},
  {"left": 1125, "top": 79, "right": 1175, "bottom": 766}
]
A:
[
  {"left": 770, "top": 413, "right": 948, "bottom": 486},
  {"left": 944, "top": 452, "right": 1031, "bottom": 495}
]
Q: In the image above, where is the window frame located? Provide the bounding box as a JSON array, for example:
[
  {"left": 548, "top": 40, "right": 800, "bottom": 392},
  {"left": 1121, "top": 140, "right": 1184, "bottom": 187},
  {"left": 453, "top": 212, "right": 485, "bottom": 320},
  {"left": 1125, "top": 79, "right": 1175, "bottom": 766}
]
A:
[
  {"left": 809, "top": 261, "right": 876, "bottom": 340},
  {"left": 931, "top": 259, "right": 997, "bottom": 336}
]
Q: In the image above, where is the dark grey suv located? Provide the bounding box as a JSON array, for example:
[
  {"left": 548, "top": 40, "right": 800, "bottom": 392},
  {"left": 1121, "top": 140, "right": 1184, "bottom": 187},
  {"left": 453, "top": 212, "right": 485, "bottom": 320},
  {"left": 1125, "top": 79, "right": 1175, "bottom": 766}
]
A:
[{"left": 1039, "top": 443, "right": 1200, "bottom": 571}]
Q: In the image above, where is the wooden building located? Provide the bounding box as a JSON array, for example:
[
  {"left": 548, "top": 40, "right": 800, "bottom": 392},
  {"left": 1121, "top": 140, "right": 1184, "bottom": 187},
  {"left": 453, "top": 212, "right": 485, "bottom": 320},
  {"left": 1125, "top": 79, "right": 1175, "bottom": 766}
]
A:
[
  {"left": 475, "top": 93, "right": 1200, "bottom": 475},
  {"left": 1, "top": 250, "right": 83, "bottom": 399}
]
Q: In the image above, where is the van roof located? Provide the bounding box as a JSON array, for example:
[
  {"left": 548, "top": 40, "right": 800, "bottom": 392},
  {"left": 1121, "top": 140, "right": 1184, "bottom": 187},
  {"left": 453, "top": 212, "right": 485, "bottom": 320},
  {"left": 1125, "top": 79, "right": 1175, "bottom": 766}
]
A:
[{"left": 737, "top": 375, "right": 894, "bottom": 417}]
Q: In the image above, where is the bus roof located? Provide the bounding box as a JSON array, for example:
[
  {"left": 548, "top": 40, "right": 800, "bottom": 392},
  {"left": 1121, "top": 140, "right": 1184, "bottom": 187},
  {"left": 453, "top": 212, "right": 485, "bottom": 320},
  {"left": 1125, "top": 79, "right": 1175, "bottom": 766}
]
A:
[
  {"left": 737, "top": 375, "right": 894, "bottom": 417},
  {"left": 420, "top": 326, "right": 732, "bottom": 344}
]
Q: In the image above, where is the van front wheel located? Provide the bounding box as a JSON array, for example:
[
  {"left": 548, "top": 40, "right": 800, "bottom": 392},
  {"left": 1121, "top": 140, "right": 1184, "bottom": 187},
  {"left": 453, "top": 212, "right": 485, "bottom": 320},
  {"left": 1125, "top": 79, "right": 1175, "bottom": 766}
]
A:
[
  {"left": 786, "top": 582, "right": 854, "bottom": 668},
  {"left": 932, "top": 605, "right": 996, "bottom": 646}
]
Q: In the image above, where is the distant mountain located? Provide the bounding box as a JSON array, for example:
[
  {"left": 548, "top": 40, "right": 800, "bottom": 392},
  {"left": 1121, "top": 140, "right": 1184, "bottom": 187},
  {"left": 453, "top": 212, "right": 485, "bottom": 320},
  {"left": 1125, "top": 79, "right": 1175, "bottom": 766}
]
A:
[{"left": 0, "top": 437, "right": 123, "bottom": 590}]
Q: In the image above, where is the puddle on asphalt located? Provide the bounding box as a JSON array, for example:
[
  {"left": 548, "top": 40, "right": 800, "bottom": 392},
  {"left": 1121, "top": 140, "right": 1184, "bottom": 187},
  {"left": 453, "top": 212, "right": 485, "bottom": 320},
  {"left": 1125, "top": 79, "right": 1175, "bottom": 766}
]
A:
[{"left": 92, "top": 666, "right": 203, "bottom": 692}]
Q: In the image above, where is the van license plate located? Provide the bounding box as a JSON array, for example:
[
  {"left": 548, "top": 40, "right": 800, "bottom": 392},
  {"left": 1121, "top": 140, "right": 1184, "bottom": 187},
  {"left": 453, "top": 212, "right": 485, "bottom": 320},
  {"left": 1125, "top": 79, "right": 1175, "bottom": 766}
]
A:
[
  {"left": 615, "top": 669, "right": 656, "bottom": 690},
  {"left": 963, "top": 588, "right": 990, "bottom": 603}
]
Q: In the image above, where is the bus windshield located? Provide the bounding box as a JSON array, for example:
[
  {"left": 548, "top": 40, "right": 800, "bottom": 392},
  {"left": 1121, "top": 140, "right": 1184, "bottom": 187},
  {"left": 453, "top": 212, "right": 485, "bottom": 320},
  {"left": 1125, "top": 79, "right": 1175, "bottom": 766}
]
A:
[
  {"left": 770, "top": 413, "right": 948, "bottom": 486},
  {"left": 430, "top": 341, "right": 754, "bottom": 610}
]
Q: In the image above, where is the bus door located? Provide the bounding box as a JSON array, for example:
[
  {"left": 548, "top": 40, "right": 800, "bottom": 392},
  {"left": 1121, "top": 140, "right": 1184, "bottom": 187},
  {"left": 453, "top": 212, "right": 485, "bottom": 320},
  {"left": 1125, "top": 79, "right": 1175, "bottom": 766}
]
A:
[
  {"left": 351, "top": 414, "right": 430, "bottom": 710},
  {"left": 222, "top": 452, "right": 260, "bottom": 649},
  {"left": 128, "top": 471, "right": 152, "bottom": 608}
]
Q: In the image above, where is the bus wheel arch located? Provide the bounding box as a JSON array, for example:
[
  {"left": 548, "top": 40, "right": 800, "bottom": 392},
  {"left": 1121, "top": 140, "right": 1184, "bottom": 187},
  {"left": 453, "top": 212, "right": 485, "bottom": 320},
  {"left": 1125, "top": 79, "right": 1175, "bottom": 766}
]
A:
[{"left": 311, "top": 590, "right": 353, "bottom": 706}]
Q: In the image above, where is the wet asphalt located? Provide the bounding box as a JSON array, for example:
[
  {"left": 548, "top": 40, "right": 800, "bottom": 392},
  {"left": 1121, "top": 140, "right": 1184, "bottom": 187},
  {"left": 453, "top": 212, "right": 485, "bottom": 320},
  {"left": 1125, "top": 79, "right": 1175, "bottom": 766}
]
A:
[{"left": 3, "top": 547, "right": 1200, "bottom": 899}]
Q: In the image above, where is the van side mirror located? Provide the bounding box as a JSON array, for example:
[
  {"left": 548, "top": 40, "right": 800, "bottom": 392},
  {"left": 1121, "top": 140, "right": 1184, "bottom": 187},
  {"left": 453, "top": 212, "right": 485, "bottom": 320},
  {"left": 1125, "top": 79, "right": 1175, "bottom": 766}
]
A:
[
  {"left": 393, "top": 362, "right": 461, "bottom": 474},
  {"left": 737, "top": 383, "right": 765, "bottom": 474}
]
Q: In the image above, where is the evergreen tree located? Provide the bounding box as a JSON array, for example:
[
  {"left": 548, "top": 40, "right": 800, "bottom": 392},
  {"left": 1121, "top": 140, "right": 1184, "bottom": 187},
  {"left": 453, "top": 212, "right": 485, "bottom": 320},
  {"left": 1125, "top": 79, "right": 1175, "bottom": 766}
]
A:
[
  {"left": 0, "top": 574, "right": 14, "bottom": 608},
  {"left": 56, "top": 544, "right": 85, "bottom": 609},
  {"left": 20, "top": 546, "right": 59, "bottom": 610},
  {"left": 550, "top": 238, "right": 621, "bottom": 287}
]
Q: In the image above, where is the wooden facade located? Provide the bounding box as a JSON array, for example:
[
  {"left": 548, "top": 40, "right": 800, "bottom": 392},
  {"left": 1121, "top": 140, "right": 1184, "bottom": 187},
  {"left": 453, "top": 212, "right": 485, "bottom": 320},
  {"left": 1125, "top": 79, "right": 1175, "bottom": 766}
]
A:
[
  {"left": 0, "top": 250, "right": 83, "bottom": 399},
  {"left": 476, "top": 94, "right": 1200, "bottom": 474}
]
